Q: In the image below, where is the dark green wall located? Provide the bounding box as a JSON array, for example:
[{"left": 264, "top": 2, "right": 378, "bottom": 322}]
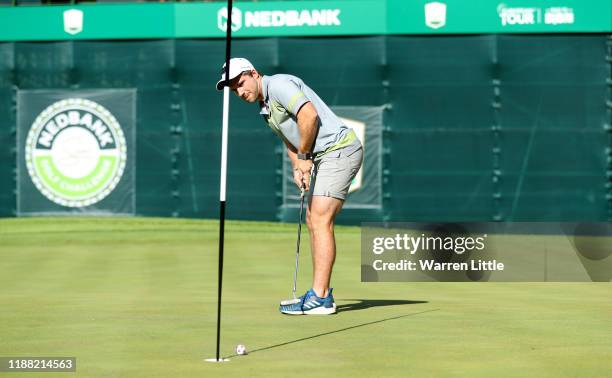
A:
[{"left": 1, "top": 35, "right": 610, "bottom": 223}]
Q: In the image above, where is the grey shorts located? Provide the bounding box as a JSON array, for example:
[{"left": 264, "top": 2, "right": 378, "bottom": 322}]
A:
[{"left": 311, "top": 140, "right": 363, "bottom": 201}]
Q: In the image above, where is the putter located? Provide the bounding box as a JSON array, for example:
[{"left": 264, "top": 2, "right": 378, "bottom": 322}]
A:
[{"left": 280, "top": 183, "right": 307, "bottom": 306}]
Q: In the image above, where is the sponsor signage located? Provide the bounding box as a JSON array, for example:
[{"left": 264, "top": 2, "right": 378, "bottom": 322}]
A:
[
  {"left": 425, "top": 2, "right": 447, "bottom": 30},
  {"left": 497, "top": 3, "right": 576, "bottom": 27},
  {"left": 0, "top": 0, "right": 609, "bottom": 41},
  {"left": 388, "top": 0, "right": 609, "bottom": 34},
  {"left": 63, "top": 9, "right": 83, "bottom": 35},
  {"left": 17, "top": 90, "right": 136, "bottom": 215},
  {"left": 177, "top": 1, "right": 385, "bottom": 37},
  {"left": 25, "top": 99, "right": 127, "bottom": 208}
]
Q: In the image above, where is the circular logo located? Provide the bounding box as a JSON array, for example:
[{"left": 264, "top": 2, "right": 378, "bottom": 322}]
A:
[{"left": 26, "top": 98, "right": 127, "bottom": 207}]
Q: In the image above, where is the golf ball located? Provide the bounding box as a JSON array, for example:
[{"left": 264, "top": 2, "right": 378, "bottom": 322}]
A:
[{"left": 236, "top": 344, "right": 248, "bottom": 355}]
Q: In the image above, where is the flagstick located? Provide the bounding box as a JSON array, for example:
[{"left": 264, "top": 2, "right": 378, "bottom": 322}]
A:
[{"left": 206, "top": 0, "right": 233, "bottom": 364}]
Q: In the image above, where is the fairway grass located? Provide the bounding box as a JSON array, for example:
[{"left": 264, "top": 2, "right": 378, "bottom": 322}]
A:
[{"left": 0, "top": 217, "right": 611, "bottom": 378}]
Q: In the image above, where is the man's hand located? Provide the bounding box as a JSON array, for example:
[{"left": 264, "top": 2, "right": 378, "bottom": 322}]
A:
[
  {"left": 293, "top": 168, "right": 303, "bottom": 189},
  {"left": 294, "top": 159, "right": 313, "bottom": 190}
]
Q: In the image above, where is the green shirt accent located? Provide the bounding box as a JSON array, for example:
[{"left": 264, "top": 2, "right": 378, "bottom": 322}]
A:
[
  {"left": 316, "top": 129, "right": 358, "bottom": 158},
  {"left": 287, "top": 92, "right": 306, "bottom": 114}
]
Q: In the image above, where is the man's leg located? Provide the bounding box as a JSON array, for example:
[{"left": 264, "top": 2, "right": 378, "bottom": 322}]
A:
[{"left": 306, "top": 195, "right": 344, "bottom": 298}]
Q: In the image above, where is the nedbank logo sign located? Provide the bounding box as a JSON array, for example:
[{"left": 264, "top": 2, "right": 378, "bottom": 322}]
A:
[
  {"left": 26, "top": 99, "right": 127, "bottom": 207},
  {"left": 217, "top": 6, "right": 341, "bottom": 32},
  {"left": 217, "top": 6, "right": 242, "bottom": 32}
]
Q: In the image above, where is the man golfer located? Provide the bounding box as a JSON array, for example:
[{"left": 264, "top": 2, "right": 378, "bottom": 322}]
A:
[{"left": 216, "top": 58, "right": 363, "bottom": 315}]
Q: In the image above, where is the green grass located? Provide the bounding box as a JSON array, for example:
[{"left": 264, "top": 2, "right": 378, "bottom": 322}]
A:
[{"left": 0, "top": 217, "right": 611, "bottom": 378}]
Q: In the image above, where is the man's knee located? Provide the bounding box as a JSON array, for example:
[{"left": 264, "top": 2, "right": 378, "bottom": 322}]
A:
[
  {"left": 306, "top": 209, "right": 329, "bottom": 231},
  {"left": 310, "top": 216, "right": 333, "bottom": 235},
  {"left": 308, "top": 207, "right": 335, "bottom": 232}
]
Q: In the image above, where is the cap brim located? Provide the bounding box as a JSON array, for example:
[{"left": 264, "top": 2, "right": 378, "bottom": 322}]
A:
[{"left": 216, "top": 72, "right": 242, "bottom": 91}]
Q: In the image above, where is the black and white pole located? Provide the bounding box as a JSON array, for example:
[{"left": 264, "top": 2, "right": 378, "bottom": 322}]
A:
[{"left": 206, "top": 0, "right": 233, "bottom": 364}]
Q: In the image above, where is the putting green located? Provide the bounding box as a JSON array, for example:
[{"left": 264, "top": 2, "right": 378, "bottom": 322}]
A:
[{"left": 0, "top": 218, "right": 610, "bottom": 377}]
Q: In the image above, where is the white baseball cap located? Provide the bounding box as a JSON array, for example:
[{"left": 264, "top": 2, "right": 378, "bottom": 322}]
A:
[{"left": 215, "top": 57, "right": 255, "bottom": 91}]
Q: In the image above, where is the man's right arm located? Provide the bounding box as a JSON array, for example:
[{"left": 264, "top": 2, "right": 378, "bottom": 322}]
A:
[
  {"left": 284, "top": 138, "right": 299, "bottom": 170},
  {"left": 283, "top": 139, "right": 305, "bottom": 190}
]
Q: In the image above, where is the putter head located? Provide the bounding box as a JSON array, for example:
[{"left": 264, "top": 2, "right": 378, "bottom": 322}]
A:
[{"left": 279, "top": 298, "right": 301, "bottom": 306}]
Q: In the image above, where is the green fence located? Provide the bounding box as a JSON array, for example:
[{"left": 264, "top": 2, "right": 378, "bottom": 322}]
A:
[{"left": 1, "top": 35, "right": 610, "bottom": 223}]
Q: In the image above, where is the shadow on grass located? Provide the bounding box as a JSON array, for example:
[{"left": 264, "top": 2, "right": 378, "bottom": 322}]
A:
[
  {"left": 337, "top": 299, "right": 428, "bottom": 312},
  {"left": 224, "top": 308, "right": 438, "bottom": 359}
]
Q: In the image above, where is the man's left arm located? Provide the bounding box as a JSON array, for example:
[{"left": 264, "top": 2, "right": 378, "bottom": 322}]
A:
[
  {"left": 270, "top": 79, "right": 319, "bottom": 189},
  {"left": 296, "top": 102, "right": 319, "bottom": 154},
  {"left": 295, "top": 102, "right": 319, "bottom": 190}
]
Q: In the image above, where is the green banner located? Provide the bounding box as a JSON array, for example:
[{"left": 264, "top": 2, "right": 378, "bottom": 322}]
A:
[
  {"left": 0, "top": 4, "right": 174, "bottom": 41},
  {"left": 176, "top": 0, "right": 386, "bottom": 38},
  {"left": 388, "top": 0, "right": 612, "bottom": 34},
  {"left": 0, "top": 0, "right": 610, "bottom": 42}
]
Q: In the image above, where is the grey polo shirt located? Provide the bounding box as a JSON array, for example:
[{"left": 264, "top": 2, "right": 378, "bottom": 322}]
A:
[{"left": 259, "top": 74, "right": 350, "bottom": 154}]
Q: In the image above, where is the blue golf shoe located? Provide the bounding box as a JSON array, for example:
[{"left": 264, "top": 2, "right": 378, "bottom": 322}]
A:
[{"left": 279, "top": 288, "right": 337, "bottom": 315}]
